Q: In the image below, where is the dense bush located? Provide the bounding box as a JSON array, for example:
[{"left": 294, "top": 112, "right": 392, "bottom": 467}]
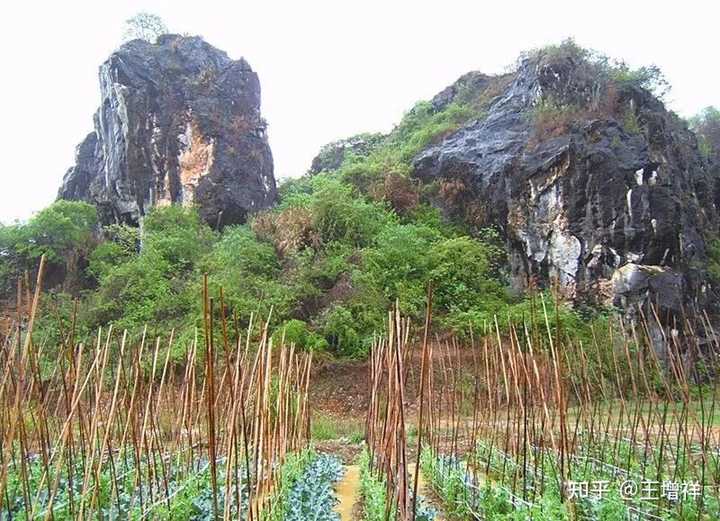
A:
[
  {"left": 278, "top": 319, "right": 328, "bottom": 351},
  {"left": 142, "top": 204, "right": 216, "bottom": 273},
  {"left": 20, "top": 172, "right": 596, "bottom": 362},
  {"left": 363, "top": 223, "right": 440, "bottom": 316},
  {"left": 201, "top": 225, "right": 287, "bottom": 324},
  {"left": 82, "top": 206, "right": 210, "bottom": 336},
  {"left": 310, "top": 175, "right": 394, "bottom": 247},
  {"left": 337, "top": 100, "right": 479, "bottom": 192}
]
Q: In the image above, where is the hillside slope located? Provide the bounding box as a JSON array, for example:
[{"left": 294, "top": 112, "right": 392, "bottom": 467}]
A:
[{"left": 316, "top": 41, "right": 719, "bottom": 318}]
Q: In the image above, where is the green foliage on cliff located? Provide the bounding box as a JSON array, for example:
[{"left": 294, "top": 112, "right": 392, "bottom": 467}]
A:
[
  {"left": 30, "top": 189, "right": 529, "bottom": 357},
  {"left": 690, "top": 106, "right": 720, "bottom": 162},
  {"left": 528, "top": 38, "right": 670, "bottom": 141},
  {"left": 9, "top": 81, "right": 601, "bottom": 359},
  {"left": 337, "top": 100, "right": 478, "bottom": 191}
]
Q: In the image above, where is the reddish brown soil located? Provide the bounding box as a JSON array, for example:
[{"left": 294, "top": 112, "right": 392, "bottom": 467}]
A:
[
  {"left": 311, "top": 359, "right": 370, "bottom": 418},
  {"left": 309, "top": 344, "right": 481, "bottom": 420}
]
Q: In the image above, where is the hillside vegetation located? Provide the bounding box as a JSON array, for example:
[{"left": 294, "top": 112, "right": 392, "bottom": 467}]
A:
[{"left": 2, "top": 40, "right": 718, "bottom": 360}]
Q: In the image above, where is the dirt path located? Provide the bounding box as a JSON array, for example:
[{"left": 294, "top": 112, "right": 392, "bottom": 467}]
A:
[
  {"left": 331, "top": 460, "right": 447, "bottom": 521},
  {"left": 335, "top": 465, "right": 360, "bottom": 521}
]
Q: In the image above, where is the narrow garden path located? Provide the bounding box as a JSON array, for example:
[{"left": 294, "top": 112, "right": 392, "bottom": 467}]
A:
[
  {"left": 334, "top": 464, "right": 360, "bottom": 521},
  {"left": 331, "top": 460, "right": 448, "bottom": 521}
]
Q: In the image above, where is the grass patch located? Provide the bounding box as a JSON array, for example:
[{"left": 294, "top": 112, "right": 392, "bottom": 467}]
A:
[{"left": 312, "top": 414, "right": 365, "bottom": 442}]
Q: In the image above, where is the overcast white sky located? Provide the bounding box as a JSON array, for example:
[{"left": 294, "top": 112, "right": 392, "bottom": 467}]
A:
[{"left": 0, "top": 0, "right": 718, "bottom": 223}]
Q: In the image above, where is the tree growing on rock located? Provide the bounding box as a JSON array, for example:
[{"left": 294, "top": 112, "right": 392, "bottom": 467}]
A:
[
  {"left": 122, "top": 12, "right": 168, "bottom": 43},
  {"left": 690, "top": 106, "right": 720, "bottom": 163}
]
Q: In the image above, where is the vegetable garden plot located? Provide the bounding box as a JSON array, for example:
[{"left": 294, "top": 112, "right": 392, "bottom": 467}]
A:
[
  {"left": 270, "top": 450, "right": 343, "bottom": 521},
  {"left": 0, "top": 262, "right": 316, "bottom": 520},
  {"left": 5, "top": 257, "right": 720, "bottom": 520},
  {"left": 414, "top": 297, "right": 720, "bottom": 520}
]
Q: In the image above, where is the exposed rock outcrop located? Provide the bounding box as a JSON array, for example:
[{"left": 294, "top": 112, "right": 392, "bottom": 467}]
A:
[
  {"left": 59, "top": 35, "right": 277, "bottom": 227},
  {"left": 309, "top": 133, "right": 385, "bottom": 175},
  {"left": 413, "top": 50, "right": 719, "bottom": 315}
]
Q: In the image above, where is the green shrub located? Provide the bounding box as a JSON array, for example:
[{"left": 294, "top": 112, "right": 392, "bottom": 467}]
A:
[
  {"left": 277, "top": 319, "right": 328, "bottom": 351},
  {"left": 85, "top": 252, "right": 182, "bottom": 333},
  {"left": 319, "top": 305, "right": 362, "bottom": 357},
  {"left": 609, "top": 63, "right": 669, "bottom": 99},
  {"left": 18, "top": 200, "right": 98, "bottom": 264},
  {"left": 85, "top": 206, "right": 214, "bottom": 336},
  {"left": 622, "top": 106, "right": 642, "bottom": 134},
  {"left": 363, "top": 223, "right": 440, "bottom": 317},
  {"left": 336, "top": 100, "right": 481, "bottom": 192},
  {"left": 142, "top": 205, "right": 215, "bottom": 273},
  {"left": 200, "top": 225, "right": 288, "bottom": 326},
  {"left": 359, "top": 449, "right": 389, "bottom": 521},
  {"left": 277, "top": 175, "right": 316, "bottom": 211},
  {"left": 310, "top": 175, "right": 395, "bottom": 247},
  {"left": 429, "top": 236, "right": 508, "bottom": 312},
  {"left": 87, "top": 241, "right": 130, "bottom": 282},
  {"left": 531, "top": 96, "right": 582, "bottom": 138}
]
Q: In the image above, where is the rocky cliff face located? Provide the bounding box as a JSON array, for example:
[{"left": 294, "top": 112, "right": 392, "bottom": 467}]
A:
[
  {"left": 59, "top": 35, "right": 277, "bottom": 227},
  {"left": 413, "top": 50, "right": 718, "bottom": 315}
]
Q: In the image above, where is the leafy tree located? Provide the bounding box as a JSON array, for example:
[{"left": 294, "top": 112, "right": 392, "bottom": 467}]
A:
[
  {"left": 319, "top": 306, "right": 361, "bottom": 356},
  {"left": 85, "top": 251, "right": 182, "bottom": 333},
  {"left": 609, "top": 63, "right": 670, "bottom": 98},
  {"left": 0, "top": 200, "right": 97, "bottom": 295},
  {"left": 85, "top": 206, "right": 212, "bottom": 335},
  {"left": 429, "top": 236, "right": 507, "bottom": 311},
  {"left": 20, "top": 200, "right": 97, "bottom": 264},
  {"left": 122, "top": 12, "right": 168, "bottom": 44},
  {"left": 310, "top": 175, "right": 394, "bottom": 247},
  {"left": 276, "top": 319, "right": 328, "bottom": 351},
  {"left": 87, "top": 242, "right": 129, "bottom": 282},
  {"left": 87, "top": 223, "right": 139, "bottom": 282}
]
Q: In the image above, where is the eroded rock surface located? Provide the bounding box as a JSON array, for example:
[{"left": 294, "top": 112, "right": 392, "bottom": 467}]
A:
[
  {"left": 59, "top": 34, "right": 277, "bottom": 227},
  {"left": 414, "top": 54, "right": 718, "bottom": 313}
]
